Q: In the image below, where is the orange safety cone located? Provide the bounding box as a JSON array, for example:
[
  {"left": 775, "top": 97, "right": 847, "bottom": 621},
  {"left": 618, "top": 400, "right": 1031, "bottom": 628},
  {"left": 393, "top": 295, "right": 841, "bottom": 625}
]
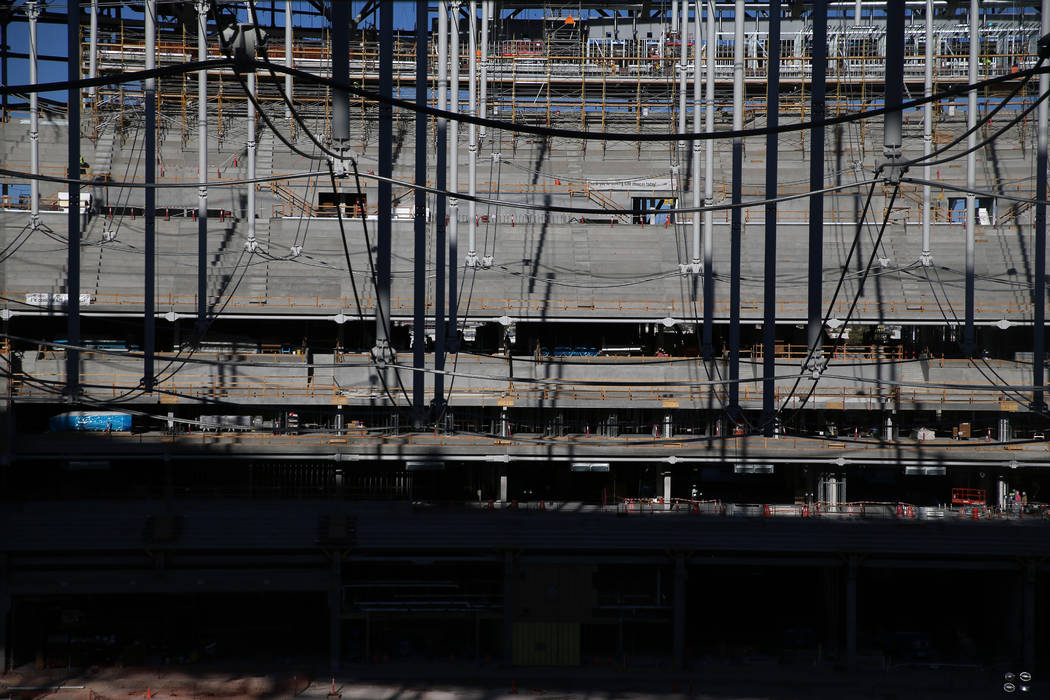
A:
[
  {"left": 802, "top": 504, "right": 810, "bottom": 518},
  {"left": 763, "top": 504, "right": 771, "bottom": 517},
  {"left": 896, "top": 503, "right": 903, "bottom": 517},
  {"left": 907, "top": 505, "right": 915, "bottom": 518},
  {"left": 510, "top": 680, "right": 518, "bottom": 694},
  {"left": 146, "top": 688, "right": 151, "bottom": 699},
  {"left": 972, "top": 506, "right": 979, "bottom": 521}
]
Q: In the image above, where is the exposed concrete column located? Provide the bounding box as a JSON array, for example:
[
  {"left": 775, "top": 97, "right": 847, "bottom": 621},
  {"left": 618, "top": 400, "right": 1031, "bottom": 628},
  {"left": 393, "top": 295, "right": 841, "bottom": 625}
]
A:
[
  {"left": 845, "top": 555, "right": 858, "bottom": 672},
  {"left": 663, "top": 473, "right": 672, "bottom": 503},
  {"left": 920, "top": 0, "right": 933, "bottom": 266},
  {"left": 27, "top": 1, "right": 40, "bottom": 229},
  {"left": 503, "top": 550, "right": 516, "bottom": 664},
  {"left": 285, "top": 0, "right": 293, "bottom": 121},
  {"left": 466, "top": 1, "right": 479, "bottom": 267},
  {"left": 964, "top": 0, "right": 978, "bottom": 355},
  {"left": 500, "top": 472, "right": 508, "bottom": 503},
  {"left": 727, "top": 0, "right": 744, "bottom": 414},
  {"left": 196, "top": 0, "right": 209, "bottom": 331},
  {"left": 672, "top": 554, "right": 687, "bottom": 668},
  {"left": 144, "top": 0, "right": 157, "bottom": 390}
]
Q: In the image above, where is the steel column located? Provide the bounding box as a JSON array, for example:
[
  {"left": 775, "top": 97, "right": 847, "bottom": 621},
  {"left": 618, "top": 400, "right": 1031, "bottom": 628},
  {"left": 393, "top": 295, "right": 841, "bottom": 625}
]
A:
[
  {"left": 28, "top": 2, "right": 40, "bottom": 229},
  {"left": 144, "top": 0, "right": 156, "bottom": 390},
  {"left": 376, "top": 0, "right": 393, "bottom": 362},
  {"left": 447, "top": 1, "right": 461, "bottom": 358},
  {"left": 701, "top": 0, "right": 715, "bottom": 358},
  {"left": 197, "top": 0, "right": 208, "bottom": 331},
  {"left": 284, "top": 0, "right": 293, "bottom": 121},
  {"left": 807, "top": 2, "right": 827, "bottom": 360},
  {"left": 246, "top": 69, "right": 257, "bottom": 250},
  {"left": 690, "top": 3, "right": 701, "bottom": 270},
  {"left": 434, "top": 2, "right": 449, "bottom": 410},
  {"left": 331, "top": 2, "right": 349, "bottom": 146},
  {"left": 728, "top": 0, "right": 744, "bottom": 415},
  {"left": 964, "top": 0, "right": 978, "bottom": 355},
  {"left": 762, "top": 0, "right": 780, "bottom": 435},
  {"left": 66, "top": 1, "right": 81, "bottom": 396},
  {"left": 1034, "top": 0, "right": 1049, "bottom": 410},
  {"left": 920, "top": 0, "right": 933, "bottom": 266},
  {"left": 414, "top": 0, "right": 432, "bottom": 421},
  {"left": 479, "top": 1, "right": 490, "bottom": 140},
  {"left": 467, "top": 1, "right": 479, "bottom": 266},
  {"left": 89, "top": 0, "right": 98, "bottom": 112}
]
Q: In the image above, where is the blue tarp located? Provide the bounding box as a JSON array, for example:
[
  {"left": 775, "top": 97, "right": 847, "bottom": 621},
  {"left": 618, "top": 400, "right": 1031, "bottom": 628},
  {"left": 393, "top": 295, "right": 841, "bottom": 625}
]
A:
[{"left": 49, "top": 412, "right": 133, "bottom": 432}]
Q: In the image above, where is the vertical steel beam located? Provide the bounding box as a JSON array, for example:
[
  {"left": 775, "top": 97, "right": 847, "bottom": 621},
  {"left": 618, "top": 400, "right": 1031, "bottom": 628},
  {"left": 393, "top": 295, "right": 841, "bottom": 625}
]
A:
[
  {"left": 479, "top": 1, "right": 490, "bottom": 140},
  {"left": 246, "top": 69, "right": 257, "bottom": 250},
  {"left": 66, "top": 1, "right": 81, "bottom": 395},
  {"left": 197, "top": 0, "right": 208, "bottom": 331},
  {"left": 701, "top": 0, "right": 715, "bottom": 358},
  {"left": 884, "top": 1, "right": 904, "bottom": 163},
  {"left": 447, "top": 1, "right": 461, "bottom": 358},
  {"left": 728, "top": 0, "right": 743, "bottom": 416},
  {"left": 28, "top": 2, "right": 40, "bottom": 229},
  {"left": 467, "top": 1, "right": 479, "bottom": 266},
  {"left": 414, "top": 0, "right": 432, "bottom": 421},
  {"left": 284, "top": 0, "right": 293, "bottom": 121},
  {"left": 434, "top": 2, "right": 449, "bottom": 409},
  {"left": 331, "top": 1, "right": 349, "bottom": 146},
  {"left": 920, "top": 0, "right": 933, "bottom": 266},
  {"left": 1034, "top": 0, "right": 1048, "bottom": 410},
  {"left": 690, "top": 4, "right": 701, "bottom": 270},
  {"left": 762, "top": 0, "right": 780, "bottom": 435},
  {"left": 376, "top": 0, "right": 393, "bottom": 361},
  {"left": 144, "top": 0, "right": 156, "bottom": 390},
  {"left": 965, "top": 0, "right": 978, "bottom": 355},
  {"left": 807, "top": 2, "right": 828, "bottom": 360}
]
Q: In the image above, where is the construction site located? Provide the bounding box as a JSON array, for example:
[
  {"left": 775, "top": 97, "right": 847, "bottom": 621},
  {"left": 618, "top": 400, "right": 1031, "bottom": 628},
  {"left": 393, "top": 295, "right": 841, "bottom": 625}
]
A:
[{"left": 1, "top": 1, "right": 1050, "bottom": 696}]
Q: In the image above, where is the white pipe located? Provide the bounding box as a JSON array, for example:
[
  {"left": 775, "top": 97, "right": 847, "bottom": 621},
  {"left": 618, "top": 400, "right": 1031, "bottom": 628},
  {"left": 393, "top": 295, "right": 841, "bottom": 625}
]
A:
[
  {"left": 89, "top": 0, "right": 98, "bottom": 105},
  {"left": 920, "top": 0, "right": 933, "bottom": 265},
  {"left": 479, "top": 0, "right": 490, "bottom": 140},
  {"left": 678, "top": 0, "right": 688, "bottom": 160},
  {"left": 28, "top": 1, "right": 39, "bottom": 228},
  {"left": 855, "top": 0, "right": 863, "bottom": 24},
  {"left": 467, "top": 1, "right": 478, "bottom": 266},
  {"left": 691, "top": 3, "right": 702, "bottom": 268},
  {"left": 703, "top": 1, "right": 715, "bottom": 271},
  {"left": 672, "top": 0, "right": 679, "bottom": 34},
  {"left": 285, "top": 0, "right": 293, "bottom": 120},
  {"left": 450, "top": 1, "right": 461, "bottom": 267}
]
